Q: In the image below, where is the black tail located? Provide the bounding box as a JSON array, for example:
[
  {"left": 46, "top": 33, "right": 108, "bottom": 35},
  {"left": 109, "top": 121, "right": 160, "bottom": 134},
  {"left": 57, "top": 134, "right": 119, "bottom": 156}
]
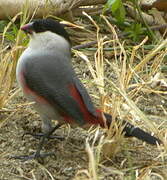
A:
[{"left": 104, "top": 113, "right": 161, "bottom": 145}]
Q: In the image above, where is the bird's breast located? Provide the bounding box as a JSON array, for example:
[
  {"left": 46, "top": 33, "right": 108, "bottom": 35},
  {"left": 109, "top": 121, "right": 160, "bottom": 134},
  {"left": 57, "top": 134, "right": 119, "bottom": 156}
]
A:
[{"left": 16, "top": 48, "right": 31, "bottom": 84}]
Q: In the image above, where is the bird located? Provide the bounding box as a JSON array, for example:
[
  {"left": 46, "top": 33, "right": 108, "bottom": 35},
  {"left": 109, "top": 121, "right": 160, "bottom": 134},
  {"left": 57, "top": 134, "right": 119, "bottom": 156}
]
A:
[{"left": 15, "top": 19, "right": 161, "bottom": 161}]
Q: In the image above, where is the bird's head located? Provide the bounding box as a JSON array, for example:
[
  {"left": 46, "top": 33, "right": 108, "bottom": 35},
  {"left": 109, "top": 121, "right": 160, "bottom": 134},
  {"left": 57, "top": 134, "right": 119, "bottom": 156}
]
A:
[{"left": 21, "top": 19, "right": 71, "bottom": 51}]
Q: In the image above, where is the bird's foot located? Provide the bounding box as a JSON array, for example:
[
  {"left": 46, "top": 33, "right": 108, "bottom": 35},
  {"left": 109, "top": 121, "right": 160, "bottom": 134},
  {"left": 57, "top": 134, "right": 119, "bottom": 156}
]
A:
[
  {"left": 12, "top": 124, "right": 62, "bottom": 162},
  {"left": 22, "top": 124, "right": 64, "bottom": 141},
  {"left": 11, "top": 151, "right": 55, "bottom": 163},
  {"left": 22, "top": 132, "right": 64, "bottom": 141}
]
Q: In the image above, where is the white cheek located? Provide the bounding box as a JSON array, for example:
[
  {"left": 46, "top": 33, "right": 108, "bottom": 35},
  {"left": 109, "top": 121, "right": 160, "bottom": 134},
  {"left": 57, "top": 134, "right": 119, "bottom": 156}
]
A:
[{"left": 29, "top": 31, "right": 70, "bottom": 52}]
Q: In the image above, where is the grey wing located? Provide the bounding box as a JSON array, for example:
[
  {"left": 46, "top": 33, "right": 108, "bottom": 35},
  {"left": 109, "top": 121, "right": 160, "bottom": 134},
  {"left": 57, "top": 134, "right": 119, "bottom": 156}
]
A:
[
  {"left": 23, "top": 53, "right": 95, "bottom": 125},
  {"left": 74, "top": 77, "right": 97, "bottom": 117}
]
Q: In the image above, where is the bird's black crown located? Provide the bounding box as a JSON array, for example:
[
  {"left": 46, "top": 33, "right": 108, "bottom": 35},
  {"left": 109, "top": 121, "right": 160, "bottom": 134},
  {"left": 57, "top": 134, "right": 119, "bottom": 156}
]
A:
[{"left": 32, "top": 19, "right": 70, "bottom": 42}]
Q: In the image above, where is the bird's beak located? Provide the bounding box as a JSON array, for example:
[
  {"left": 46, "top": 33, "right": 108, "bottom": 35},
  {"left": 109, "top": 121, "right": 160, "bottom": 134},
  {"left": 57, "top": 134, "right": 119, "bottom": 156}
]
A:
[
  {"left": 60, "top": 21, "right": 84, "bottom": 29},
  {"left": 21, "top": 22, "right": 34, "bottom": 34}
]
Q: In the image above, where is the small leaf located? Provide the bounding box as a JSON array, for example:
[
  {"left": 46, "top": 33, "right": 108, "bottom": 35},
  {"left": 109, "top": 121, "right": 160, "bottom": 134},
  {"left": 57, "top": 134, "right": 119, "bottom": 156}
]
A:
[
  {"left": 104, "top": 0, "right": 126, "bottom": 23},
  {"left": 111, "top": 0, "right": 121, "bottom": 13}
]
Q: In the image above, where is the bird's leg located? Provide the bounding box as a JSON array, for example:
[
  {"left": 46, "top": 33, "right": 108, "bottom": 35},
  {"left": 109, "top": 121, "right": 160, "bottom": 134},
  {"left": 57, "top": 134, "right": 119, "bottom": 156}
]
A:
[
  {"left": 33, "top": 124, "right": 63, "bottom": 158},
  {"left": 11, "top": 124, "right": 63, "bottom": 162}
]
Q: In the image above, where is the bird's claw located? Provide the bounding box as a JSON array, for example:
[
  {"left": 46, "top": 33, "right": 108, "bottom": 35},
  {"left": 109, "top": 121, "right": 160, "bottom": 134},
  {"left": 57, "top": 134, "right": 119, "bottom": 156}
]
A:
[
  {"left": 22, "top": 132, "right": 65, "bottom": 141},
  {"left": 11, "top": 152, "right": 55, "bottom": 163}
]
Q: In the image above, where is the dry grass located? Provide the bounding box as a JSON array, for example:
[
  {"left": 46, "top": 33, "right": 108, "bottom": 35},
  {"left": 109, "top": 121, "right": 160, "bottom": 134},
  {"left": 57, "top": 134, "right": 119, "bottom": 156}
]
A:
[
  {"left": 0, "top": 1, "right": 35, "bottom": 126},
  {"left": 73, "top": 13, "right": 167, "bottom": 179},
  {"left": 0, "top": 6, "right": 167, "bottom": 180}
]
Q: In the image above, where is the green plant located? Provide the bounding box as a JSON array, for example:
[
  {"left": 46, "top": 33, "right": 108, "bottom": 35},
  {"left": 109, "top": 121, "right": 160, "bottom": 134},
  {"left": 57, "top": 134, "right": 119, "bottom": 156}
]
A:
[
  {"left": 103, "top": 0, "right": 126, "bottom": 24},
  {"left": 125, "top": 23, "right": 144, "bottom": 41}
]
